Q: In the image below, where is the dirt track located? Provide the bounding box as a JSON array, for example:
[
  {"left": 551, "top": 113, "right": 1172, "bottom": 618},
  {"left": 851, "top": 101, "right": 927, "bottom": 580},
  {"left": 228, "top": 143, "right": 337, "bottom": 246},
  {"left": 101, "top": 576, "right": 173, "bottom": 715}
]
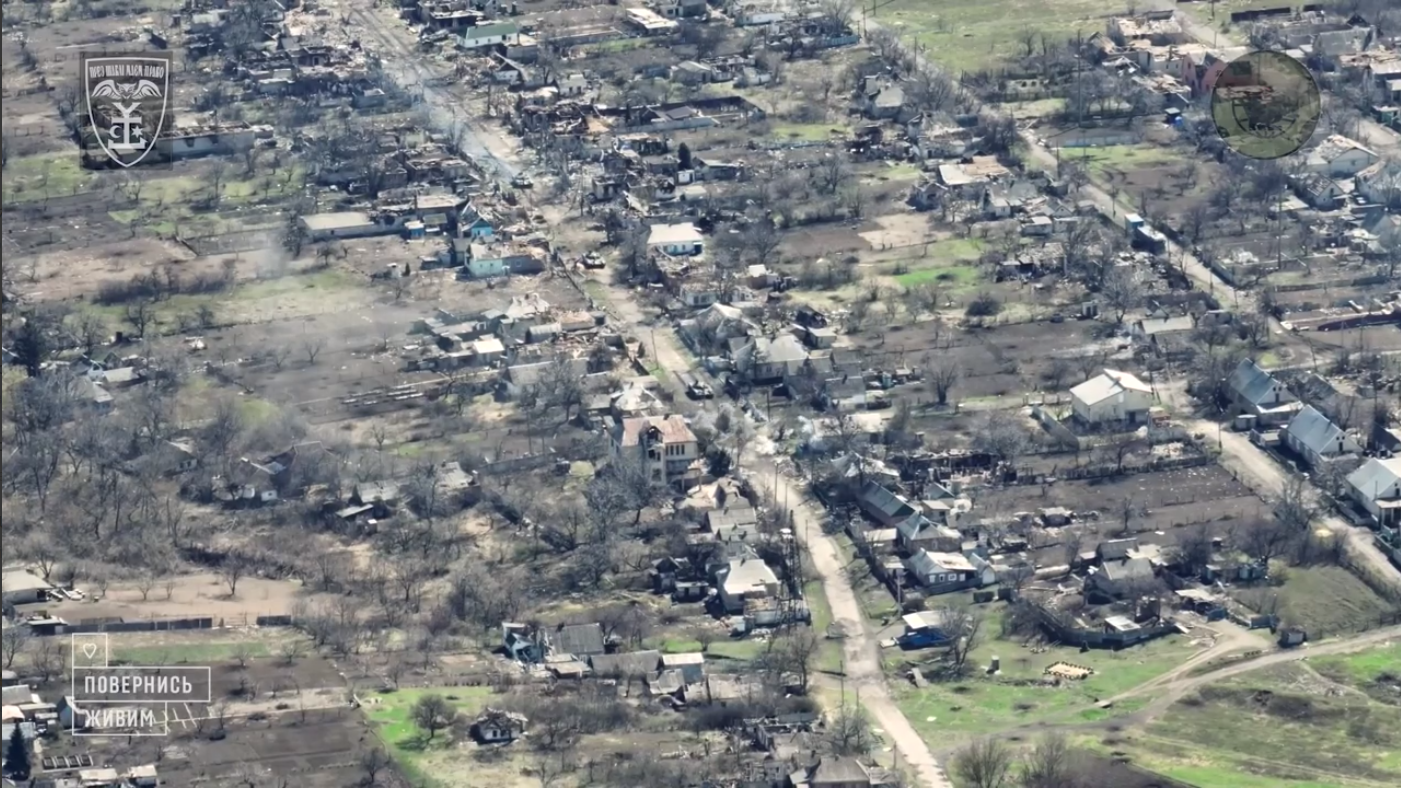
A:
[
  {"left": 758, "top": 461, "right": 955, "bottom": 788},
  {"left": 1113, "top": 624, "right": 1401, "bottom": 714}
]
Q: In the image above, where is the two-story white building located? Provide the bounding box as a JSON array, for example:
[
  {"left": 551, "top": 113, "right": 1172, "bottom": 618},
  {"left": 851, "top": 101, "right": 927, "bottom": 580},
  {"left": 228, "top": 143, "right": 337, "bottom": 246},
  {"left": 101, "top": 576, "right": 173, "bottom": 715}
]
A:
[{"left": 610, "top": 414, "right": 701, "bottom": 486}]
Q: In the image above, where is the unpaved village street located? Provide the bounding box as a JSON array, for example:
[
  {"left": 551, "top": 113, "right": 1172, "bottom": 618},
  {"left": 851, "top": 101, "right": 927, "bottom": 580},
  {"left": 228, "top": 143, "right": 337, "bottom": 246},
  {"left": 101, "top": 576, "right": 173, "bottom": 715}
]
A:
[{"left": 761, "top": 464, "right": 955, "bottom": 788}]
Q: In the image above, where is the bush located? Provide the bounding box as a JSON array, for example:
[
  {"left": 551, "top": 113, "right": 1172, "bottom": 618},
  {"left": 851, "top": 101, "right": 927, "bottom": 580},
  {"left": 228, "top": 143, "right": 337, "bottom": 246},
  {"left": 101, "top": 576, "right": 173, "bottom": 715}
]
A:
[{"left": 965, "top": 291, "right": 1003, "bottom": 318}]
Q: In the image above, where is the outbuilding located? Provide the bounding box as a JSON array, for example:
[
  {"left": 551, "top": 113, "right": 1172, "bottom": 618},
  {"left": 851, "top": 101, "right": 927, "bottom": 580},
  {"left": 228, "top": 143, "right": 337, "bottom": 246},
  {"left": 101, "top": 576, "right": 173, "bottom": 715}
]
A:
[
  {"left": 1070, "top": 369, "right": 1153, "bottom": 425},
  {"left": 1, "top": 569, "right": 53, "bottom": 606}
]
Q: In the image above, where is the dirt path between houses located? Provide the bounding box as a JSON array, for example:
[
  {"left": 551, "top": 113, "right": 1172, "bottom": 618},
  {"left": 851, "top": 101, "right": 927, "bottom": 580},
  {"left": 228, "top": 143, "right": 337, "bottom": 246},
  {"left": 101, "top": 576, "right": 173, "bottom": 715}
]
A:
[{"left": 750, "top": 459, "right": 956, "bottom": 788}]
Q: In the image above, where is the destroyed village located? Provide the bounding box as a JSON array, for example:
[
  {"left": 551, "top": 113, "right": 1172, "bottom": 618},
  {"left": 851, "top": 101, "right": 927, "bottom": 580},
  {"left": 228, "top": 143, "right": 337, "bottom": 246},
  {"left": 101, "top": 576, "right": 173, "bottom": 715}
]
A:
[{"left": 2, "top": 0, "right": 1401, "bottom": 787}]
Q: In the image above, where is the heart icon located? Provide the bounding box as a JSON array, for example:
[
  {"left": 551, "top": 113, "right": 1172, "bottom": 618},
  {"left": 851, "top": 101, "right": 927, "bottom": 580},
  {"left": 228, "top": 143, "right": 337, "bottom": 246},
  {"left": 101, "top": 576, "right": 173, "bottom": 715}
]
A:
[{"left": 81, "top": 643, "right": 98, "bottom": 660}]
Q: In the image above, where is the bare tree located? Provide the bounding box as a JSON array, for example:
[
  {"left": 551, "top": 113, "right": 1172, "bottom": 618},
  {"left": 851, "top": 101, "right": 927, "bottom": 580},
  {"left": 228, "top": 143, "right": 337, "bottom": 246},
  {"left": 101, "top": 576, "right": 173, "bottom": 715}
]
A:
[
  {"left": 1, "top": 626, "right": 29, "bottom": 669},
  {"left": 384, "top": 659, "right": 406, "bottom": 690},
  {"left": 779, "top": 628, "right": 823, "bottom": 693},
  {"left": 72, "top": 311, "right": 109, "bottom": 356},
  {"left": 370, "top": 423, "right": 389, "bottom": 453},
  {"left": 278, "top": 639, "right": 305, "bottom": 666},
  {"left": 971, "top": 413, "right": 1034, "bottom": 465},
  {"left": 269, "top": 346, "right": 291, "bottom": 371},
  {"left": 1115, "top": 495, "right": 1142, "bottom": 537},
  {"left": 952, "top": 738, "right": 1017, "bottom": 788},
  {"left": 1021, "top": 732, "right": 1073, "bottom": 788},
  {"left": 125, "top": 299, "right": 155, "bottom": 339},
  {"left": 924, "top": 356, "right": 961, "bottom": 406},
  {"left": 136, "top": 574, "right": 156, "bottom": 601},
  {"left": 302, "top": 339, "right": 324, "bottom": 365},
  {"left": 29, "top": 639, "right": 64, "bottom": 682},
  {"left": 531, "top": 748, "right": 570, "bottom": 788},
  {"left": 231, "top": 642, "right": 254, "bottom": 669},
  {"left": 1240, "top": 517, "right": 1297, "bottom": 564},
  {"left": 1273, "top": 476, "right": 1319, "bottom": 532},
  {"left": 359, "top": 747, "right": 391, "bottom": 786},
  {"left": 219, "top": 556, "right": 248, "bottom": 597},
  {"left": 1100, "top": 267, "right": 1143, "bottom": 324},
  {"left": 826, "top": 702, "right": 877, "bottom": 755},
  {"left": 691, "top": 626, "right": 718, "bottom": 653},
  {"left": 1172, "top": 527, "right": 1215, "bottom": 577},
  {"left": 938, "top": 606, "right": 984, "bottom": 674}
]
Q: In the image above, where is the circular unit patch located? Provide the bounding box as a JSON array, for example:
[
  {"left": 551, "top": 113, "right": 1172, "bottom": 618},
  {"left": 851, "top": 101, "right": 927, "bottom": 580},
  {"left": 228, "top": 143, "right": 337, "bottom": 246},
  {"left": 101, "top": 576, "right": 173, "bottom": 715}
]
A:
[{"left": 1210, "top": 50, "right": 1321, "bottom": 161}]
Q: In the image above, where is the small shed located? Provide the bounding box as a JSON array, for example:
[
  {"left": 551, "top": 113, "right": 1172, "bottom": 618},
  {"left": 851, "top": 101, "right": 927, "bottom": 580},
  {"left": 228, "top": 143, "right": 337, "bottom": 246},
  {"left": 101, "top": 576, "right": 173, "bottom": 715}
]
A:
[{"left": 660, "top": 652, "right": 706, "bottom": 684}]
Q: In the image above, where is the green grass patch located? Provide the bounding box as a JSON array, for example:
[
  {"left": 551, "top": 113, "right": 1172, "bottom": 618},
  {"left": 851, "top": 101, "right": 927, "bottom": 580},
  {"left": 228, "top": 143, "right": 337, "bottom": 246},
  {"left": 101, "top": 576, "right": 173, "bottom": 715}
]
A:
[
  {"left": 894, "top": 264, "right": 980, "bottom": 288},
  {"left": 890, "top": 237, "right": 985, "bottom": 288},
  {"left": 918, "top": 237, "right": 985, "bottom": 261},
  {"left": 646, "top": 629, "right": 766, "bottom": 663},
  {"left": 1177, "top": 0, "right": 1288, "bottom": 35},
  {"left": 583, "top": 279, "right": 609, "bottom": 302},
  {"left": 1077, "top": 696, "right": 1149, "bottom": 722},
  {"left": 364, "top": 686, "right": 496, "bottom": 785},
  {"left": 832, "top": 534, "right": 899, "bottom": 622},
  {"left": 882, "top": 0, "right": 1109, "bottom": 73},
  {"left": 804, "top": 580, "right": 844, "bottom": 675},
  {"left": 1310, "top": 643, "right": 1401, "bottom": 688},
  {"left": 1004, "top": 98, "right": 1067, "bottom": 119},
  {"left": 1157, "top": 766, "right": 1347, "bottom": 788},
  {"left": 651, "top": 586, "right": 838, "bottom": 670},
  {"left": 2, "top": 153, "right": 98, "bottom": 203},
  {"left": 873, "top": 162, "right": 924, "bottom": 181},
  {"left": 84, "top": 268, "right": 358, "bottom": 335},
  {"left": 1133, "top": 672, "right": 1401, "bottom": 788},
  {"left": 591, "top": 37, "right": 651, "bottom": 53},
  {"left": 896, "top": 623, "right": 1196, "bottom": 739},
  {"left": 1065, "top": 145, "right": 1184, "bottom": 178},
  {"left": 707, "top": 637, "right": 768, "bottom": 662},
  {"left": 236, "top": 396, "right": 281, "bottom": 425},
  {"left": 1254, "top": 564, "right": 1400, "bottom": 636}
]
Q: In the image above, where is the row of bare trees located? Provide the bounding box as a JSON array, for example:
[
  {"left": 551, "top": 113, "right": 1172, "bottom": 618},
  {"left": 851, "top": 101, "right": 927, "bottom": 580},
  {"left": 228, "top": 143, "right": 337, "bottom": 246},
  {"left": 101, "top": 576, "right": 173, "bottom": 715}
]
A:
[{"left": 953, "top": 733, "right": 1090, "bottom": 788}]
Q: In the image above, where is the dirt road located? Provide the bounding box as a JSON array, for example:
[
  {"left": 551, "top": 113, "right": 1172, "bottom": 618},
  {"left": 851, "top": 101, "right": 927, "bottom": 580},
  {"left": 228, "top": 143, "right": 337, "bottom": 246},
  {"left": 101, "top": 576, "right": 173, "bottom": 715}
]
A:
[
  {"left": 1111, "top": 624, "right": 1401, "bottom": 722},
  {"left": 752, "top": 464, "right": 954, "bottom": 788},
  {"left": 346, "top": 1, "right": 521, "bottom": 179},
  {"left": 586, "top": 287, "right": 952, "bottom": 784}
]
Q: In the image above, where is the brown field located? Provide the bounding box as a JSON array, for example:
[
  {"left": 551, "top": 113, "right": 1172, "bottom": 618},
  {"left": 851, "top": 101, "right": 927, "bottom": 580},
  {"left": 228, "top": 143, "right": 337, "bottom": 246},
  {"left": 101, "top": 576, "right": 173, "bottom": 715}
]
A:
[
  {"left": 16, "top": 573, "right": 317, "bottom": 623},
  {"left": 35, "top": 706, "right": 373, "bottom": 788},
  {"left": 874, "top": 317, "right": 1126, "bottom": 399},
  {"left": 977, "top": 464, "right": 1265, "bottom": 557}
]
